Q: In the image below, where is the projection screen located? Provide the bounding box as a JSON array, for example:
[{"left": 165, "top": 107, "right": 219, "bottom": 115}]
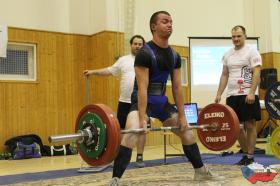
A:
[{"left": 189, "top": 37, "right": 259, "bottom": 108}]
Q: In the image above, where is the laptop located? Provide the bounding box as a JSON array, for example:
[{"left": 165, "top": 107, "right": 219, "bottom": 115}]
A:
[
  {"left": 183, "top": 103, "right": 198, "bottom": 125},
  {"left": 173, "top": 103, "right": 198, "bottom": 126}
]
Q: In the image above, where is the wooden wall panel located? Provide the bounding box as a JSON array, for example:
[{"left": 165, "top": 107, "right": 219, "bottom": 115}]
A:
[
  {"left": 272, "top": 53, "right": 280, "bottom": 81},
  {"left": 0, "top": 29, "right": 128, "bottom": 152},
  {"left": 87, "top": 32, "right": 124, "bottom": 112},
  {"left": 0, "top": 28, "right": 90, "bottom": 151},
  {"left": 258, "top": 52, "right": 280, "bottom": 132}
]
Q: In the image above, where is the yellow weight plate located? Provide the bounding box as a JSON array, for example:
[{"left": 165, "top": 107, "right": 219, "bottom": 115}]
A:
[{"left": 271, "top": 127, "right": 280, "bottom": 159}]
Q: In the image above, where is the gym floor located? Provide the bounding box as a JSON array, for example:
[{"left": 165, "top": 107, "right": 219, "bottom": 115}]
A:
[
  {"left": 1, "top": 142, "right": 223, "bottom": 176},
  {"left": 0, "top": 142, "right": 275, "bottom": 184}
]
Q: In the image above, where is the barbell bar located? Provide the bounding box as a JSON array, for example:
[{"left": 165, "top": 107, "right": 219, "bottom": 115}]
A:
[
  {"left": 49, "top": 124, "right": 221, "bottom": 143},
  {"left": 121, "top": 124, "right": 219, "bottom": 134}
]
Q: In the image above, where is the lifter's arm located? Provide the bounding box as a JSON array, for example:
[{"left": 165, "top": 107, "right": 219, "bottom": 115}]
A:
[
  {"left": 135, "top": 66, "right": 149, "bottom": 129},
  {"left": 171, "top": 68, "right": 188, "bottom": 131}
]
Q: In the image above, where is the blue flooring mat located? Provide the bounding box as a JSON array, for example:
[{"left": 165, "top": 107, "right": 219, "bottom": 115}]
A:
[{"left": 0, "top": 153, "right": 279, "bottom": 185}]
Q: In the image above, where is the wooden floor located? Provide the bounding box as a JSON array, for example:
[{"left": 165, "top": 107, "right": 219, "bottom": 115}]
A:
[{"left": 0, "top": 142, "right": 267, "bottom": 176}]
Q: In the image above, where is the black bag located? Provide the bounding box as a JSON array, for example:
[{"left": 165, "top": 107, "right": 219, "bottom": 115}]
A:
[{"left": 43, "top": 144, "right": 72, "bottom": 156}]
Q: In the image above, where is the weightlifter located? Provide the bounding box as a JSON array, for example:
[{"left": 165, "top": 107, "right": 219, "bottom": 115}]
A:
[
  {"left": 109, "top": 11, "right": 222, "bottom": 185},
  {"left": 84, "top": 35, "right": 147, "bottom": 168},
  {"left": 215, "top": 25, "right": 262, "bottom": 166}
]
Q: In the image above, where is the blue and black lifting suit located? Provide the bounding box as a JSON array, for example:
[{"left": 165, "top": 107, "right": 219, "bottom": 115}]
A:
[{"left": 130, "top": 41, "right": 181, "bottom": 122}]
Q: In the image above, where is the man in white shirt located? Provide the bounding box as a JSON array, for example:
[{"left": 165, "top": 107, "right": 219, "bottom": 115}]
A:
[
  {"left": 84, "top": 35, "right": 146, "bottom": 168},
  {"left": 215, "top": 25, "right": 262, "bottom": 166}
]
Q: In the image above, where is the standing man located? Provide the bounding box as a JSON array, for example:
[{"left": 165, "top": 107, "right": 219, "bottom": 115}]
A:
[
  {"left": 84, "top": 35, "right": 147, "bottom": 168},
  {"left": 109, "top": 11, "right": 221, "bottom": 186},
  {"left": 215, "top": 25, "right": 262, "bottom": 165}
]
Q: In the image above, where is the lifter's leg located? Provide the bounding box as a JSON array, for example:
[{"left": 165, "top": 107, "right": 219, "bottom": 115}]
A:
[
  {"left": 163, "top": 116, "right": 223, "bottom": 181},
  {"left": 112, "top": 111, "right": 142, "bottom": 178},
  {"left": 164, "top": 116, "right": 203, "bottom": 169}
]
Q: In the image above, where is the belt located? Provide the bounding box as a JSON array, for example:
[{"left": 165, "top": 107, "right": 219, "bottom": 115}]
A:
[
  {"left": 134, "top": 82, "right": 166, "bottom": 96},
  {"left": 148, "top": 83, "right": 166, "bottom": 96}
]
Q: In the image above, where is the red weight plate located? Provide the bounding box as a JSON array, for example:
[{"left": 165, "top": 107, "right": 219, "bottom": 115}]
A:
[
  {"left": 197, "top": 103, "right": 240, "bottom": 151},
  {"left": 76, "top": 104, "right": 121, "bottom": 166}
]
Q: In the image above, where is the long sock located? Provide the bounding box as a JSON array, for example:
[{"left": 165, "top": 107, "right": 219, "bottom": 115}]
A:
[
  {"left": 112, "top": 145, "right": 132, "bottom": 178},
  {"left": 182, "top": 143, "right": 204, "bottom": 169}
]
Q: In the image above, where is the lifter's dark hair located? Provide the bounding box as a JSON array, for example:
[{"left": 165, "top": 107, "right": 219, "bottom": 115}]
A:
[
  {"left": 130, "top": 35, "right": 145, "bottom": 45},
  {"left": 232, "top": 25, "right": 246, "bottom": 35},
  {"left": 149, "top": 11, "right": 171, "bottom": 33}
]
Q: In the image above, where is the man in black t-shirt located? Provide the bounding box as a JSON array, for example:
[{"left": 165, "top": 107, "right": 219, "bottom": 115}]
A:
[{"left": 109, "top": 11, "right": 223, "bottom": 186}]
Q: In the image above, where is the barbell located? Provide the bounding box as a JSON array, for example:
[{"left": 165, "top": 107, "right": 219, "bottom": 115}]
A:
[
  {"left": 49, "top": 103, "right": 242, "bottom": 166},
  {"left": 48, "top": 80, "right": 280, "bottom": 166}
]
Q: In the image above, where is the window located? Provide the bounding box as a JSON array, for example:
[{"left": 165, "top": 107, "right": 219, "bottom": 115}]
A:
[
  {"left": 0, "top": 42, "right": 36, "bottom": 81},
  {"left": 167, "top": 57, "right": 188, "bottom": 86}
]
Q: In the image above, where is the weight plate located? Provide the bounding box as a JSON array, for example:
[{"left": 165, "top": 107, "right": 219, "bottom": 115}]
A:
[
  {"left": 265, "top": 81, "right": 280, "bottom": 120},
  {"left": 76, "top": 104, "right": 121, "bottom": 166},
  {"left": 271, "top": 127, "right": 280, "bottom": 159},
  {"left": 197, "top": 103, "right": 240, "bottom": 151},
  {"left": 76, "top": 112, "right": 106, "bottom": 159}
]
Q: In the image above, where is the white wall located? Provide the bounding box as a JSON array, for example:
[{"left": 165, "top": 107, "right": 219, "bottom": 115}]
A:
[
  {"left": 89, "top": 0, "right": 108, "bottom": 34},
  {"left": 134, "top": 0, "right": 280, "bottom": 53},
  {"left": 68, "top": 0, "right": 91, "bottom": 35},
  {"left": 250, "top": 0, "right": 280, "bottom": 53},
  {"left": 105, "top": 0, "right": 124, "bottom": 32},
  {"left": 0, "top": 0, "right": 69, "bottom": 33},
  {"left": 134, "top": 0, "right": 247, "bottom": 46},
  {"left": 70, "top": 0, "right": 124, "bottom": 34},
  {"left": 0, "top": 0, "right": 279, "bottom": 53},
  {"left": 270, "top": 0, "right": 280, "bottom": 52},
  {"left": 0, "top": 0, "right": 123, "bottom": 34}
]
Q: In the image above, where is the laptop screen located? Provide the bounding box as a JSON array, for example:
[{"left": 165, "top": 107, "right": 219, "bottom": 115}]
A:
[
  {"left": 173, "top": 103, "right": 198, "bottom": 125},
  {"left": 183, "top": 103, "right": 198, "bottom": 125}
]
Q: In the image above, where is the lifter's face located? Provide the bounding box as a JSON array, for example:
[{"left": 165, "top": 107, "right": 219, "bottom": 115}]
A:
[
  {"left": 131, "top": 38, "right": 144, "bottom": 56},
  {"left": 151, "top": 13, "right": 173, "bottom": 38},
  {"left": 231, "top": 28, "right": 246, "bottom": 49}
]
